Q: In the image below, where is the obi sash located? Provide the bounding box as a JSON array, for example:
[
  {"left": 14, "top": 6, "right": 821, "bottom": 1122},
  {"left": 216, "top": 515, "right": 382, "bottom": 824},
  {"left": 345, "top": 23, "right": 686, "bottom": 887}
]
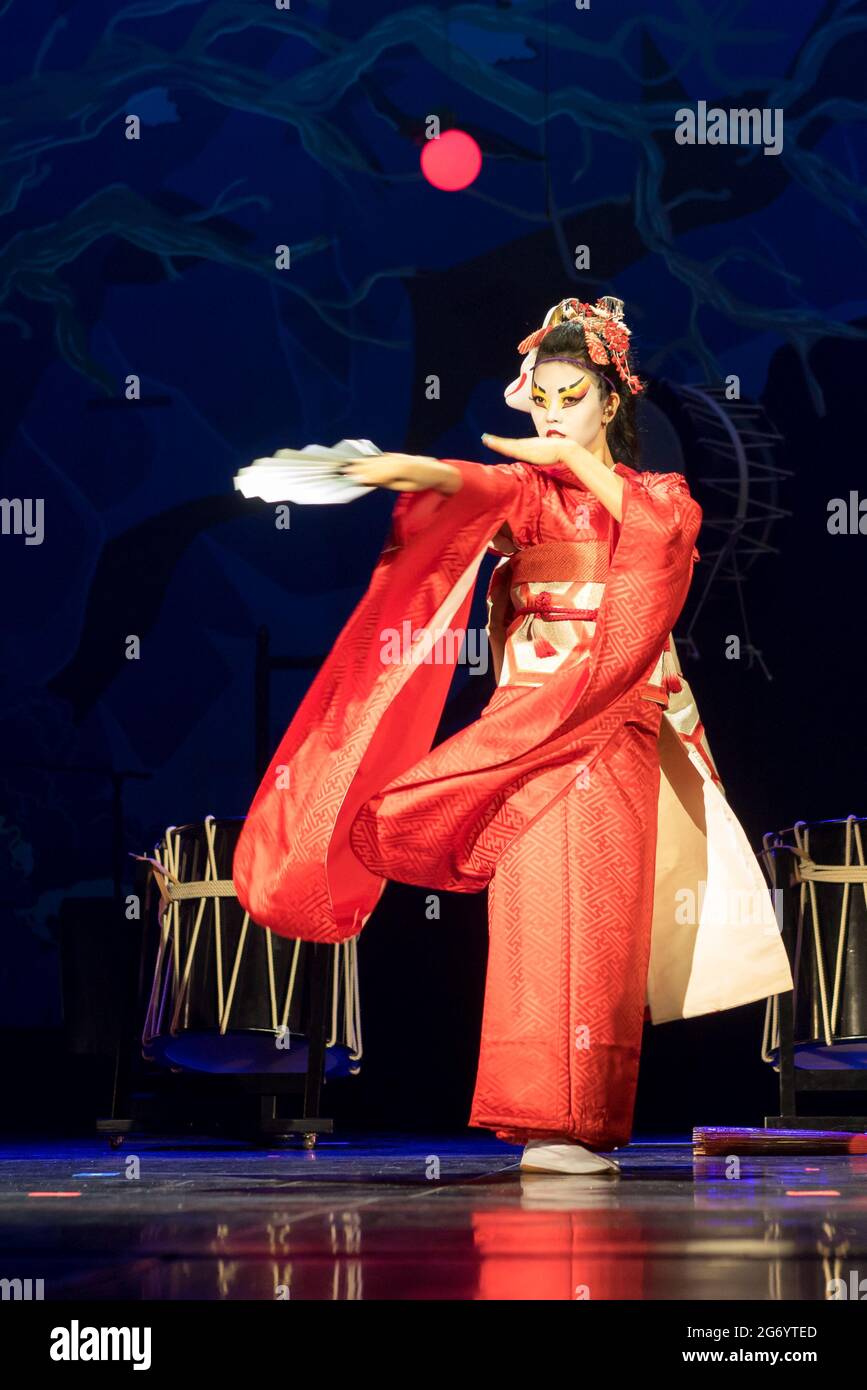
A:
[{"left": 494, "top": 540, "right": 669, "bottom": 705}]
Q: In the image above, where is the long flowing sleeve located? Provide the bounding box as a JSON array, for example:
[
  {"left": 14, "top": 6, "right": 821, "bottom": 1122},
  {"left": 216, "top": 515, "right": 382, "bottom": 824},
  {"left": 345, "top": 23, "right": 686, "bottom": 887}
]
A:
[{"left": 232, "top": 460, "right": 541, "bottom": 941}]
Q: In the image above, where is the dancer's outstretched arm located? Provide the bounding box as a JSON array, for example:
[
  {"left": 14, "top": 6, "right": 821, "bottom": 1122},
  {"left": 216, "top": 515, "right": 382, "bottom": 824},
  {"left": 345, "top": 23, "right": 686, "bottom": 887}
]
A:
[
  {"left": 341, "top": 440, "right": 623, "bottom": 517},
  {"left": 339, "top": 454, "right": 462, "bottom": 494},
  {"left": 480, "top": 434, "right": 625, "bottom": 521}
]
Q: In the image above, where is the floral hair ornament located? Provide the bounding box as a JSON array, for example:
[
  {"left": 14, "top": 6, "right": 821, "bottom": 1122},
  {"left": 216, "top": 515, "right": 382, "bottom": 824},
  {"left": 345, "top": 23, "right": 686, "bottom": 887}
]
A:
[{"left": 504, "top": 295, "right": 644, "bottom": 413}]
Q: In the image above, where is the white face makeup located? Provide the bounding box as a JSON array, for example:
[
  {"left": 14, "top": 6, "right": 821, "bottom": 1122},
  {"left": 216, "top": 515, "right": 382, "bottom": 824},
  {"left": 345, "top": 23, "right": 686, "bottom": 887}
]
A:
[{"left": 528, "top": 359, "right": 614, "bottom": 450}]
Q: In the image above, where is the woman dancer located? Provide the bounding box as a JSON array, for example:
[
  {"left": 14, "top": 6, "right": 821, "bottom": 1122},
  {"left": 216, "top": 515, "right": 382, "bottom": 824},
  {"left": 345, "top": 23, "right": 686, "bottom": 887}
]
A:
[{"left": 233, "top": 295, "right": 792, "bottom": 1175}]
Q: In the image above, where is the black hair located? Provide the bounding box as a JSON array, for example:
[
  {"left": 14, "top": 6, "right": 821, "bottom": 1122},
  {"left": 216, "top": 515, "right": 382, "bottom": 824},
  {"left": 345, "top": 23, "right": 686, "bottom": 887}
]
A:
[{"left": 532, "top": 320, "right": 642, "bottom": 468}]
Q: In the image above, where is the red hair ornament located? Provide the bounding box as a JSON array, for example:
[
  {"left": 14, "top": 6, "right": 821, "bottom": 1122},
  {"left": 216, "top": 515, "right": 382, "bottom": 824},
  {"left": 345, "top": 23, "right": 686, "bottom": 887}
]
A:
[{"left": 506, "top": 296, "right": 644, "bottom": 411}]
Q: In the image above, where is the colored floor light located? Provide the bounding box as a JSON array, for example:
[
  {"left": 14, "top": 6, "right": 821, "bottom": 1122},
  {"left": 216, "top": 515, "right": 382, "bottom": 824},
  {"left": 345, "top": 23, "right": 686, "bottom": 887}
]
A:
[
  {"left": 420, "top": 129, "right": 482, "bottom": 191},
  {"left": 785, "top": 1190, "right": 841, "bottom": 1197}
]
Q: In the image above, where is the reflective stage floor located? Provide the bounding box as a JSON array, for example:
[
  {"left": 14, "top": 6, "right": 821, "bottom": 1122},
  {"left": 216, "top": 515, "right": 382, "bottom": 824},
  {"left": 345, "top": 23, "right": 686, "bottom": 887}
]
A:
[{"left": 1, "top": 1133, "right": 864, "bottom": 1300}]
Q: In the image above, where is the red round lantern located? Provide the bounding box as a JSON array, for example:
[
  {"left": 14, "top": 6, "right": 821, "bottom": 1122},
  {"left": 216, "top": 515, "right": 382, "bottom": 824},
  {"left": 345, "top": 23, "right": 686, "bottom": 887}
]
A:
[{"left": 420, "top": 129, "right": 482, "bottom": 192}]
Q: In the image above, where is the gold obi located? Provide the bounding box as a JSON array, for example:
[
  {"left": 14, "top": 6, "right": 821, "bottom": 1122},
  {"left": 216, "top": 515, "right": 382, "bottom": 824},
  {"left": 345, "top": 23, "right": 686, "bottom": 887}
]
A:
[{"left": 487, "top": 539, "right": 670, "bottom": 705}]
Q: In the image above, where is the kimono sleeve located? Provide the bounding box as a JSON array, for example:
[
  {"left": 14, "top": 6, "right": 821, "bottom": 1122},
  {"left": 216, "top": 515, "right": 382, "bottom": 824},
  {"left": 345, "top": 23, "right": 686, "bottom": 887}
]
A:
[
  {"left": 387, "top": 485, "right": 453, "bottom": 549},
  {"left": 232, "top": 455, "right": 542, "bottom": 941},
  {"left": 612, "top": 469, "right": 702, "bottom": 585},
  {"left": 388, "top": 459, "right": 543, "bottom": 550},
  {"left": 619, "top": 470, "right": 702, "bottom": 550}
]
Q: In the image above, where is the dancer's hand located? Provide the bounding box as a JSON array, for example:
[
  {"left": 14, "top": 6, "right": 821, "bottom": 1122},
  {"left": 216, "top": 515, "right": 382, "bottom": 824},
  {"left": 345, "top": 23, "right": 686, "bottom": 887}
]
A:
[
  {"left": 482, "top": 433, "right": 623, "bottom": 518},
  {"left": 481, "top": 434, "right": 609, "bottom": 467},
  {"left": 480, "top": 434, "right": 573, "bottom": 467},
  {"left": 340, "top": 454, "right": 462, "bottom": 494}
]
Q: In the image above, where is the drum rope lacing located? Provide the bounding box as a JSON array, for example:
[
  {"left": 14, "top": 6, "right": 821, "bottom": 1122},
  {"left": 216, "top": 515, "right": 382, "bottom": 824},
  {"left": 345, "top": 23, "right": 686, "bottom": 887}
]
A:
[
  {"left": 139, "top": 816, "right": 362, "bottom": 1060},
  {"left": 760, "top": 816, "right": 867, "bottom": 1060}
]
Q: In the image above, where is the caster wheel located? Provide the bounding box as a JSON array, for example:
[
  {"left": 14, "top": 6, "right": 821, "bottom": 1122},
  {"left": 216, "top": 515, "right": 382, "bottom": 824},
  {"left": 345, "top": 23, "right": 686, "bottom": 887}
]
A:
[{"left": 302, "top": 1133, "right": 316, "bottom": 1150}]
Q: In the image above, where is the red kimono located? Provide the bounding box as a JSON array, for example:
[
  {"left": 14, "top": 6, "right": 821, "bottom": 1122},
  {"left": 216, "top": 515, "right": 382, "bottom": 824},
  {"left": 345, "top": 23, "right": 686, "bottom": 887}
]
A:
[{"left": 233, "top": 457, "right": 704, "bottom": 1150}]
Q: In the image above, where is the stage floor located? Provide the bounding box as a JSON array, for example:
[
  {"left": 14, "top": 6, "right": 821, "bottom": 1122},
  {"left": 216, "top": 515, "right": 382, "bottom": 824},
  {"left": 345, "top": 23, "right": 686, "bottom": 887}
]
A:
[{"left": 1, "top": 1132, "right": 863, "bottom": 1300}]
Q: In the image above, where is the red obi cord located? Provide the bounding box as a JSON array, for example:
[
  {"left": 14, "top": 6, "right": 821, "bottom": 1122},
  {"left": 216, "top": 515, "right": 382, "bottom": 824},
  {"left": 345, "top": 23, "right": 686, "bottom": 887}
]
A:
[
  {"left": 507, "top": 591, "right": 600, "bottom": 658},
  {"left": 510, "top": 591, "right": 600, "bottom": 623}
]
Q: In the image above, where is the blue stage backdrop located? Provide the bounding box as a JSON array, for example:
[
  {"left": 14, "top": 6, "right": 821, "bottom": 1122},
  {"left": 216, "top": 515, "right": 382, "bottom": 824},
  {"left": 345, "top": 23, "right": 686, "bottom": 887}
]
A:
[{"left": 1, "top": 0, "right": 865, "bottom": 1130}]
